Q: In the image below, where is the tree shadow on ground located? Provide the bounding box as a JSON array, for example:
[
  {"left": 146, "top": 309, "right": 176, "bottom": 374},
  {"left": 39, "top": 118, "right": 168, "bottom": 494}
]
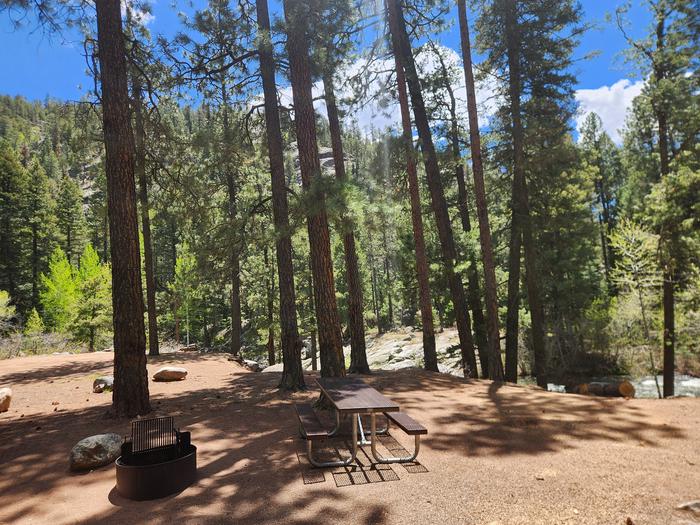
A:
[
  {"left": 0, "top": 359, "right": 687, "bottom": 524},
  {"left": 0, "top": 366, "right": 388, "bottom": 524}
]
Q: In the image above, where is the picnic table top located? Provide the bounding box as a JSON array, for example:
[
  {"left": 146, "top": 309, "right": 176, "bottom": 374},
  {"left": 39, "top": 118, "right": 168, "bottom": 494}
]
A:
[{"left": 316, "top": 376, "right": 400, "bottom": 413}]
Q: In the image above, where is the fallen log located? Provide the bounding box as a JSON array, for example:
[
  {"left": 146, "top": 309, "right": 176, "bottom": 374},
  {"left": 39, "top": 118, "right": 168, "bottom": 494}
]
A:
[{"left": 573, "top": 381, "right": 635, "bottom": 398}]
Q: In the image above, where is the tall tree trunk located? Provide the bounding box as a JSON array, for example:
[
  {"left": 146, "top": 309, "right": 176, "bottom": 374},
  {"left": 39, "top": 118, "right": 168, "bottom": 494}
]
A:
[
  {"left": 226, "top": 170, "right": 242, "bottom": 356},
  {"left": 31, "top": 223, "right": 38, "bottom": 308},
  {"left": 503, "top": 0, "right": 547, "bottom": 387},
  {"left": 256, "top": 0, "right": 305, "bottom": 388},
  {"left": 387, "top": 0, "right": 477, "bottom": 377},
  {"left": 457, "top": 1, "right": 504, "bottom": 381},
  {"left": 132, "top": 74, "right": 159, "bottom": 357},
  {"left": 322, "top": 71, "right": 369, "bottom": 374},
  {"left": 96, "top": 0, "right": 150, "bottom": 418},
  {"left": 652, "top": 12, "right": 674, "bottom": 397},
  {"left": 658, "top": 104, "right": 674, "bottom": 398},
  {"left": 308, "top": 258, "right": 318, "bottom": 371},
  {"left": 283, "top": 0, "right": 345, "bottom": 377},
  {"left": 393, "top": 50, "right": 438, "bottom": 371},
  {"left": 222, "top": 85, "right": 243, "bottom": 357},
  {"left": 265, "top": 247, "right": 276, "bottom": 366},
  {"left": 435, "top": 47, "right": 490, "bottom": 377}
]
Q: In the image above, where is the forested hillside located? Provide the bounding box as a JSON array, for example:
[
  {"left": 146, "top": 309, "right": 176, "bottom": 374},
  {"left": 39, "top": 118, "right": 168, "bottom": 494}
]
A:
[{"left": 0, "top": 0, "right": 698, "bottom": 398}]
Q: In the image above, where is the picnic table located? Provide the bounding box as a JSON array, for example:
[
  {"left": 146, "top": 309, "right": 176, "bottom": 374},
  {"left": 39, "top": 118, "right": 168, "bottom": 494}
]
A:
[{"left": 295, "top": 376, "right": 426, "bottom": 468}]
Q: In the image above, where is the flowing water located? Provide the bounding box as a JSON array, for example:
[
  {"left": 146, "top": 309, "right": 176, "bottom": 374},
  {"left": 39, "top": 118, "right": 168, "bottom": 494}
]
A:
[{"left": 545, "top": 374, "right": 700, "bottom": 398}]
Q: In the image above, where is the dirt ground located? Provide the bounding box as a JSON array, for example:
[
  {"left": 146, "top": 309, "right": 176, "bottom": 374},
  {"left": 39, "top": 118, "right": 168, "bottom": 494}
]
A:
[{"left": 0, "top": 351, "right": 698, "bottom": 525}]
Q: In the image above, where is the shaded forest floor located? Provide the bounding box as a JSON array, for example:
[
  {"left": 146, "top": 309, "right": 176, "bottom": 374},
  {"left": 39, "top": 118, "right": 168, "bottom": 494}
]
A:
[{"left": 0, "top": 351, "right": 699, "bottom": 524}]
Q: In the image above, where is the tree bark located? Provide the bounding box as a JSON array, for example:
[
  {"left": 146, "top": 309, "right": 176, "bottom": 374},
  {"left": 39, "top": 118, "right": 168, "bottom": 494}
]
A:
[
  {"left": 503, "top": 0, "right": 546, "bottom": 387},
  {"left": 265, "top": 247, "right": 276, "bottom": 366},
  {"left": 96, "top": 0, "right": 150, "bottom": 417},
  {"left": 457, "top": 0, "right": 504, "bottom": 381},
  {"left": 283, "top": 0, "right": 345, "bottom": 377},
  {"left": 221, "top": 84, "right": 243, "bottom": 357},
  {"left": 387, "top": 0, "right": 477, "bottom": 377},
  {"left": 322, "top": 71, "right": 369, "bottom": 374},
  {"left": 226, "top": 170, "right": 242, "bottom": 356},
  {"left": 393, "top": 53, "right": 438, "bottom": 371},
  {"left": 256, "top": 0, "right": 305, "bottom": 388},
  {"left": 132, "top": 73, "right": 159, "bottom": 357}
]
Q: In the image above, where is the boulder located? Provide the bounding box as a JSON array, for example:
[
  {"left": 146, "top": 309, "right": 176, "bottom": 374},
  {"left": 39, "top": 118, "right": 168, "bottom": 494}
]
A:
[
  {"left": 0, "top": 387, "right": 12, "bottom": 412},
  {"left": 92, "top": 376, "right": 113, "bottom": 393},
  {"left": 243, "top": 359, "right": 262, "bottom": 372},
  {"left": 262, "top": 363, "right": 284, "bottom": 373},
  {"left": 179, "top": 344, "right": 198, "bottom": 352},
  {"left": 677, "top": 501, "right": 700, "bottom": 516},
  {"left": 153, "top": 367, "right": 188, "bottom": 382},
  {"left": 69, "top": 433, "right": 122, "bottom": 472}
]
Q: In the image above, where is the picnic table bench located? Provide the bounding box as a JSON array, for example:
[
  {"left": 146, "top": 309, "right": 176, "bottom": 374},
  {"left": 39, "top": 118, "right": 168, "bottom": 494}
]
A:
[{"left": 294, "top": 377, "right": 427, "bottom": 468}]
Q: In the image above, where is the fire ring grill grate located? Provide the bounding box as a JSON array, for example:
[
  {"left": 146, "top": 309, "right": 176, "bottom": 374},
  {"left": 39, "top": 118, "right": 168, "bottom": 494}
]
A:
[{"left": 115, "top": 416, "right": 197, "bottom": 500}]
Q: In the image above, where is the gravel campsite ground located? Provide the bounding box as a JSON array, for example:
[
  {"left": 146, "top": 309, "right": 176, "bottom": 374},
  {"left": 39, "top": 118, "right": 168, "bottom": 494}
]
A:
[{"left": 1, "top": 351, "right": 699, "bottom": 525}]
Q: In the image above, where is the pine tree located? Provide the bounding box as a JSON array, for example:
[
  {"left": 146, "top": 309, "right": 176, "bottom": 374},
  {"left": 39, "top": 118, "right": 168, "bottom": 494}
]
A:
[
  {"left": 617, "top": 0, "right": 700, "bottom": 396},
  {"left": 256, "top": 0, "right": 305, "bottom": 388},
  {"left": 55, "top": 173, "right": 86, "bottom": 267},
  {"left": 0, "top": 143, "right": 31, "bottom": 315},
  {"left": 96, "top": 0, "right": 150, "bottom": 417},
  {"left": 457, "top": 1, "right": 504, "bottom": 380},
  {"left": 71, "top": 244, "right": 112, "bottom": 352},
  {"left": 40, "top": 247, "right": 77, "bottom": 332},
  {"left": 283, "top": 0, "right": 346, "bottom": 377},
  {"left": 24, "top": 158, "right": 57, "bottom": 311},
  {"left": 387, "top": 0, "right": 478, "bottom": 377}
]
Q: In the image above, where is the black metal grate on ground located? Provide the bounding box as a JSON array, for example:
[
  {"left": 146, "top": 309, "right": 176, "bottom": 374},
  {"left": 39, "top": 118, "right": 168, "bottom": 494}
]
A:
[
  {"left": 331, "top": 441, "right": 399, "bottom": 487},
  {"left": 296, "top": 432, "right": 428, "bottom": 486},
  {"left": 377, "top": 435, "right": 429, "bottom": 473},
  {"left": 301, "top": 469, "right": 326, "bottom": 485}
]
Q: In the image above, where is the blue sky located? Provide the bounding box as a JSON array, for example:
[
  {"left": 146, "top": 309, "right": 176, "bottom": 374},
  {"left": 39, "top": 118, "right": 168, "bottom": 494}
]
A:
[{"left": 0, "top": 0, "right": 651, "bottom": 141}]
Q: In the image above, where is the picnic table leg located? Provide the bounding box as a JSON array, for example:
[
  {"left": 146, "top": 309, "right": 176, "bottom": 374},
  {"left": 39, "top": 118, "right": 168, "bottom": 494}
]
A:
[
  {"left": 306, "top": 414, "right": 358, "bottom": 468},
  {"left": 327, "top": 408, "right": 342, "bottom": 437},
  {"left": 370, "top": 412, "right": 420, "bottom": 464}
]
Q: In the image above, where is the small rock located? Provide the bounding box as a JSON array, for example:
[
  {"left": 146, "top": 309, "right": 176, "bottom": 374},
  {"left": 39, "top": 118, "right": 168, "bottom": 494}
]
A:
[
  {"left": 179, "top": 344, "right": 198, "bottom": 352},
  {"left": 92, "top": 376, "right": 114, "bottom": 393},
  {"left": 153, "top": 366, "right": 188, "bottom": 382},
  {"left": 677, "top": 501, "right": 700, "bottom": 515},
  {"left": 69, "top": 433, "right": 122, "bottom": 472},
  {"left": 0, "top": 387, "right": 12, "bottom": 412},
  {"left": 51, "top": 401, "right": 59, "bottom": 405}
]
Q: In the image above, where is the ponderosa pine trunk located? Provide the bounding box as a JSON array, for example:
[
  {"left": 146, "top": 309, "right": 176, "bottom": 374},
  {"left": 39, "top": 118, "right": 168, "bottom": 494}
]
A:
[
  {"left": 221, "top": 83, "right": 243, "bottom": 357},
  {"left": 393, "top": 52, "right": 438, "bottom": 372},
  {"left": 256, "top": 0, "right": 305, "bottom": 389},
  {"left": 503, "top": 0, "right": 546, "bottom": 387},
  {"left": 283, "top": 0, "right": 345, "bottom": 377},
  {"left": 387, "top": 0, "right": 477, "bottom": 377},
  {"left": 322, "top": 71, "right": 369, "bottom": 374},
  {"left": 457, "top": 0, "right": 504, "bottom": 381},
  {"left": 96, "top": 0, "right": 150, "bottom": 417},
  {"left": 435, "top": 48, "right": 490, "bottom": 377},
  {"left": 265, "top": 247, "right": 276, "bottom": 366},
  {"left": 650, "top": 13, "right": 675, "bottom": 398},
  {"left": 132, "top": 74, "right": 159, "bottom": 357}
]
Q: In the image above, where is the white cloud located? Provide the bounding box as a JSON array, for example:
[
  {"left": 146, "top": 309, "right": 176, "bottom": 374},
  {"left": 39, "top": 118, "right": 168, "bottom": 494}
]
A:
[
  {"left": 575, "top": 79, "right": 644, "bottom": 143},
  {"left": 336, "top": 45, "right": 498, "bottom": 135},
  {"left": 121, "top": 0, "right": 156, "bottom": 26},
  {"left": 269, "top": 44, "right": 498, "bottom": 136}
]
